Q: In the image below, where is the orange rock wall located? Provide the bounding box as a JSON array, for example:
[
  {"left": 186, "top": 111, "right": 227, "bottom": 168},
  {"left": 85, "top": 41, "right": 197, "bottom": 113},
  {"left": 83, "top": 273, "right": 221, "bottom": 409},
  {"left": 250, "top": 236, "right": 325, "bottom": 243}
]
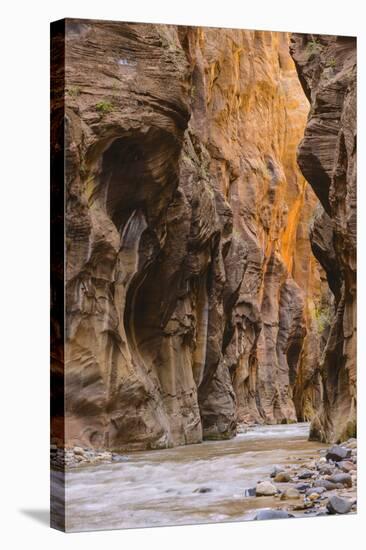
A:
[
  {"left": 51, "top": 21, "right": 326, "bottom": 451},
  {"left": 186, "top": 28, "right": 324, "bottom": 425}
]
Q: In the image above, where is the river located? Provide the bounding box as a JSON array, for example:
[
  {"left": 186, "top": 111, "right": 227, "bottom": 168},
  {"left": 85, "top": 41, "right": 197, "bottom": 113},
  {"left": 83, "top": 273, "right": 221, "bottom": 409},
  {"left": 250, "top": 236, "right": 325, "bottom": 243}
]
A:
[{"left": 62, "top": 422, "right": 327, "bottom": 531}]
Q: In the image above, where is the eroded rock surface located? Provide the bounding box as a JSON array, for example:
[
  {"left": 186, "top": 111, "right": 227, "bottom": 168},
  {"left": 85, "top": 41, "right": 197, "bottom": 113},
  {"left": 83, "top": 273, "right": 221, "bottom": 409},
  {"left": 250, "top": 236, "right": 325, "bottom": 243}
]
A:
[
  {"left": 291, "top": 34, "right": 356, "bottom": 443},
  {"left": 51, "top": 20, "right": 326, "bottom": 451}
]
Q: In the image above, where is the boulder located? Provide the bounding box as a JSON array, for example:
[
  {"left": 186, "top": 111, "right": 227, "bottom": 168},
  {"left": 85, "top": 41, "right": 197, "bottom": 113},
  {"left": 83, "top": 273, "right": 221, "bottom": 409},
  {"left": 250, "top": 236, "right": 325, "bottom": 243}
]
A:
[
  {"left": 313, "top": 480, "right": 339, "bottom": 491},
  {"left": 328, "top": 473, "right": 352, "bottom": 488},
  {"left": 326, "top": 445, "right": 352, "bottom": 462},
  {"left": 327, "top": 496, "right": 353, "bottom": 515},
  {"left": 256, "top": 481, "right": 277, "bottom": 496}
]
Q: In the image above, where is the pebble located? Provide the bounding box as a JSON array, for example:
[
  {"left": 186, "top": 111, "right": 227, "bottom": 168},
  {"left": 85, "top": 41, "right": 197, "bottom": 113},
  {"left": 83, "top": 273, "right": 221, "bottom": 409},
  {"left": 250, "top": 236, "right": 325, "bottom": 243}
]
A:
[
  {"left": 274, "top": 472, "right": 292, "bottom": 483},
  {"left": 292, "top": 501, "right": 314, "bottom": 511},
  {"left": 318, "top": 465, "right": 334, "bottom": 475},
  {"left": 112, "top": 454, "right": 128, "bottom": 462},
  {"left": 73, "top": 446, "right": 85, "bottom": 455},
  {"left": 305, "top": 486, "right": 326, "bottom": 496},
  {"left": 298, "top": 469, "right": 314, "bottom": 479},
  {"left": 337, "top": 460, "right": 355, "bottom": 473},
  {"left": 295, "top": 482, "right": 311, "bottom": 492},
  {"left": 280, "top": 487, "right": 300, "bottom": 500},
  {"left": 270, "top": 466, "right": 284, "bottom": 478}
]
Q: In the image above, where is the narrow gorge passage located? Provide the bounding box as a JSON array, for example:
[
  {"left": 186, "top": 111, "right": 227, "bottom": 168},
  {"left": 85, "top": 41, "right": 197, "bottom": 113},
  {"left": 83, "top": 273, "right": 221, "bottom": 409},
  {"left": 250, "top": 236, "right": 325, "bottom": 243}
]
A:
[
  {"left": 50, "top": 18, "right": 357, "bottom": 532},
  {"left": 52, "top": 21, "right": 356, "bottom": 467}
]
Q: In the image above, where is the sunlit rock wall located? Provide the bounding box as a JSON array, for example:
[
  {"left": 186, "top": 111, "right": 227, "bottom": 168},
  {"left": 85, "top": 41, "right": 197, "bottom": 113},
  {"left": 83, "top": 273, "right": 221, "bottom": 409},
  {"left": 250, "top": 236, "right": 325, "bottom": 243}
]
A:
[{"left": 51, "top": 20, "right": 325, "bottom": 451}]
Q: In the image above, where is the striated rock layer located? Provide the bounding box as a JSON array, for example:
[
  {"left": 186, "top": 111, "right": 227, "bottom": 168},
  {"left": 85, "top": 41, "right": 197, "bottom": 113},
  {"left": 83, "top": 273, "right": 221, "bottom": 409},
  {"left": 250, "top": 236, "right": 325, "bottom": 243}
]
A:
[
  {"left": 291, "top": 34, "right": 356, "bottom": 443},
  {"left": 51, "top": 20, "right": 326, "bottom": 451}
]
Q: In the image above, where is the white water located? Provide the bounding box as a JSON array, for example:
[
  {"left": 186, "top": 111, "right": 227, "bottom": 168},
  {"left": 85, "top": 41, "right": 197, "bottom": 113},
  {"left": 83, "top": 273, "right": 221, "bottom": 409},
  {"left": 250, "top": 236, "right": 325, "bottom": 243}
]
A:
[{"left": 64, "top": 423, "right": 325, "bottom": 532}]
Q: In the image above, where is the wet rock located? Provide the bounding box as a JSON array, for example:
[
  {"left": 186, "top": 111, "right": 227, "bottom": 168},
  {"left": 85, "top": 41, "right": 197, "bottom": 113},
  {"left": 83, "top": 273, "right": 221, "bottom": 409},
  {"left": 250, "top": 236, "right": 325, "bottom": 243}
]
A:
[
  {"left": 293, "top": 501, "right": 314, "bottom": 511},
  {"left": 328, "top": 473, "right": 352, "bottom": 488},
  {"left": 244, "top": 487, "right": 257, "bottom": 497},
  {"left": 73, "top": 446, "right": 84, "bottom": 456},
  {"left": 318, "top": 465, "right": 334, "bottom": 476},
  {"left": 316, "top": 509, "right": 329, "bottom": 516},
  {"left": 295, "top": 482, "right": 311, "bottom": 492},
  {"left": 270, "top": 466, "right": 284, "bottom": 478},
  {"left": 194, "top": 487, "right": 213, "bottom": 494},
  {"left": 298, "top": 469, "right": 313, "bottom": 479},
  {"left": 112, "top": 454, "right": 128, "bottom": 462},
  {"left": 256, "top": 481, "right": 277, "bottom": 496},
  {"left": 313, "top": 480, "right": 340, "bottom": 491},
  {"left": 280, "top": 487, "right": 300, "bottom": 500},
  {"left": 326, "top": 496, "right": 353, "bottom": 515},
  {"left": 254, "top": 509, "right": 294, "bottom": 520},
  {"left": 337, "top": 461, "right": 355, "bottom": 473},
  {"left": 326, "top": 445, "right": 352, "bottom": 462},
  {"left": 274, "top": 472, "right": 292, "bottom": 483},
  {"left": 306, "top": 487, "right": 326, "bottom": 496}
]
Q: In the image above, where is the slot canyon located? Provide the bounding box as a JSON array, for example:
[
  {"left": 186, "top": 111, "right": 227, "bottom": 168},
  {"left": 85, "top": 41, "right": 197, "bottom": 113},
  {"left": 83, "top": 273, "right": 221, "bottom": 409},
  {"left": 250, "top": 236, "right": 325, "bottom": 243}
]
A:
[{"left": 51, "top": 20, "right": 357, "bottom": 454}]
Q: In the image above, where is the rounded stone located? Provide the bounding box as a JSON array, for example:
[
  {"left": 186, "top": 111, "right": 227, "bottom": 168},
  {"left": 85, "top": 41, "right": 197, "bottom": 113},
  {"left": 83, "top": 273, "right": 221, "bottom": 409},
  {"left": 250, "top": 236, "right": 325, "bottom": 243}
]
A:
[
  {"left": 256, "top": 481, "right": 277, "bottom": 496},
  {"left": 254, "top": 509, "right": 295, "bottom": 520},
  {"left": 274, "top": 472, "right": 292, "bottom": 483}
]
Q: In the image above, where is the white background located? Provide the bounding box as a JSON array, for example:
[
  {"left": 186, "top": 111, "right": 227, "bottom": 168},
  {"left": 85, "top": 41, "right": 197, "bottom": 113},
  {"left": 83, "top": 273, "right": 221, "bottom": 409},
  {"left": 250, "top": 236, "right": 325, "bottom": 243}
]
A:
[{"left": 1, "top": 0, "right": 364, "bottom": 548}]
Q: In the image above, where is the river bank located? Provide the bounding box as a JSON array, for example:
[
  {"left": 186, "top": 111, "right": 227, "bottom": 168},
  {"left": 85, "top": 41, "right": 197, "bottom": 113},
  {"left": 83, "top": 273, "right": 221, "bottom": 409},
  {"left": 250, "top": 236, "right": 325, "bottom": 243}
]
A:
[{"left": 52, "top": 423, "right": 357, "bottom": 531}]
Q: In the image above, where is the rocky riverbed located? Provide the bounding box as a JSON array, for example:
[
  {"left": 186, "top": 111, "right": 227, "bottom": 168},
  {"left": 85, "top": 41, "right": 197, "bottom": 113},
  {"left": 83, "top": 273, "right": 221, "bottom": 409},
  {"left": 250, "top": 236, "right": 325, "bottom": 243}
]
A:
[
  {"left": 51, "top": 424, "right": 356, "bottom": 531},
  {"left": 251, "top": 438, "right": 357, "bottom": 519},
  {"left": 50, "top": 445, "right": 129, "bottom": 469}
]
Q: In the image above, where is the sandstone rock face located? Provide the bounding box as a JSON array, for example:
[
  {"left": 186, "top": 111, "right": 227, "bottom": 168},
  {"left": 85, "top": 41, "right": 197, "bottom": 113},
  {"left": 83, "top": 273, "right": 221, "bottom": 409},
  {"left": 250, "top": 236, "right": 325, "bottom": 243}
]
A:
[
  {"left": 51, "top": 20, "right": 325, "bottom": 451},
  {"left": 290, "top": 34, "right": 356, "bottom": 443}
]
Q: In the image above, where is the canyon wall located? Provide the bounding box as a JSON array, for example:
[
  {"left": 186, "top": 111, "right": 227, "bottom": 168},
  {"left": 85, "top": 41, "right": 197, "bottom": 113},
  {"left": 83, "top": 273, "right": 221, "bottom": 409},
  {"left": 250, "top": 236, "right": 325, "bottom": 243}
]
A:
[
  {"left": 51, "top": 20, "right": 325, "bottom": 451},
  {"left": 291, "top": 34, "right": 357, "bottom": 443}
]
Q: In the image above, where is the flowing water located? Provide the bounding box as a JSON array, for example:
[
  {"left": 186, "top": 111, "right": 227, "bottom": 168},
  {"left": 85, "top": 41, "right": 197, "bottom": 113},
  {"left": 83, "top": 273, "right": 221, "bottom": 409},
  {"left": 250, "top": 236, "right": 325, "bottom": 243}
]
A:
[{"left": 63, "top": 423, "right": 327, "bottom": 532}]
